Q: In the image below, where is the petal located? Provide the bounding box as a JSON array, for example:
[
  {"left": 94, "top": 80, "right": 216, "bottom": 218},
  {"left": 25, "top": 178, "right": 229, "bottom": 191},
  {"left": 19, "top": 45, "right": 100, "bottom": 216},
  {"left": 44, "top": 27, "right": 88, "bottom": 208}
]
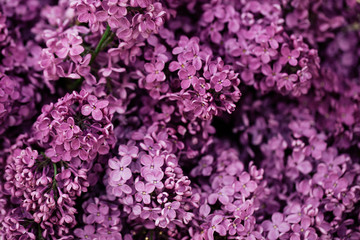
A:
[
  {"left": 268, "top": 229, "right": 279, "bottom": 240},
  {"left": 121, "top": 155, "right": 132, "bottom": 167},
  {"left": 92, "top": 109, "right": 103, "bottom": 121},
  {"left": 155, "top": 61, "right": 164, "bottom": 70},
  {"left": 297, "top": 161, "right": 312, "bottom": 174},
  {"left": 262, "top": 220, "right": 273, "bottom": 231},
  {"left": 216, "top": 225, "right": 227, "bottom": 236},
  {"left": 135, "top": 181, "right": 145, "bottom": 192},
  {"left": 109, "top": 158, "right": 120, "bottom": 170},
  {"left": 96, "top": 100, "right": 109, "bottom": 109},
  {"left": 246, "top": 181, "right": 257, "bottom": 192},
  {"left": 278, "top": 222, "right": 290, "bottom": 233},
  {"left": 272, "top": 212, "right": 284, "bottom": 225},
  {"left": 144, "top": 63, "right": 155, "bottom": 73},
  {"left": 122, "top": 168, "right": 132, "bottom": 180},
  {"left": 86, "top": 203, "right": 98, "bottom": 213},
  {"left": 69, "top": 45, "right": 84, "bottom": 56},
  {"left": 208, "top": 193, "right": 218, "bottom": 205},
  {"left": 81, "top": 104, "right": 92, "bottom": 116},
  {"left": 181, "top": 79, "right": 191, "bottom": 89},
  {"left": 212, "top": 215, "right": 223, "bottom": 225},
  {"left": 110, "top": 170, "right": 121, "bottom": 182}
]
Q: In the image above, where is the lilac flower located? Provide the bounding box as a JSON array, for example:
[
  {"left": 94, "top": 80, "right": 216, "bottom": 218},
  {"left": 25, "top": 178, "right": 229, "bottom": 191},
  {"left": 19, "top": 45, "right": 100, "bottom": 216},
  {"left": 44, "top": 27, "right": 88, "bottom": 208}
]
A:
[
  {"left": 86, "top": 202, "right": 110, "bottom": 224},
  {"left": 77, "top": 4, "right": 96, "bottom": 24},
  {"left": 144, "top": 61, "right": 166, "bottom": 83},
  {"left": 109, "top": 157, "right": 132, "bottom": 181},
  {"left": 323, "top": 174, "right": 348, "bottom": 195},
  {"left": 56, "top": 34, "right": 84, "bottom": 59},
  {"left": 280, "top": 45, "right": 300, "bottom": 66},
  {"left": 135, "top": 181, "right": 155, "bottom": 204},
  {"left": 262, "top": 213, "right": 290, "bottom": 240},
  {"left": 162, "top": 201, "right": 180, "bottom": 219},
  {"left": 81, "top": 95, "right": 109, "bottom": 121},
  {"left": 207, "top": 215, "right": 227, "bottom": 239},
  {"left": 208, "top": 186, "right": 235, "bottom": 205},
  {"left": 59, "top": 117, "right": 81, "bottom": 139},
  {"left": 235, "top": 172, "right": 257, "bottom": 197},
  {"left": 211, "top": 72, "right": 231, "bottom": 92},
  {"left": 74, "top": 225, "right": 96, "bottom": 240},
  {"left": 179, "top": 65, "right": 198, "bottom": 89},
  {"left": 193, "top": 77, "right": 210, "bottom": 95},
  {"left": 140, "top": 154, "right": 164, "bottom": 173},
  {"left": 253, "top": 43, "right": 277, "bottom": 63}
]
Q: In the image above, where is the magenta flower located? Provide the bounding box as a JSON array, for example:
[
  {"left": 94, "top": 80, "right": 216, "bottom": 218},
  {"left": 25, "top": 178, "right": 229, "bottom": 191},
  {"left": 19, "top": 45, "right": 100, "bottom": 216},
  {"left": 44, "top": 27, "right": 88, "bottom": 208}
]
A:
[
  {"left": 135, "top": 181, "right": 155, "bottom": 204},
  {"left": 86, "top": 202, "right": 109, "bottom": 224},
  {"left": 211, "top": 72, "right": 231, "bottom": 92},
  {"left": 140, "top": 154, "right": 164, "bottom": 173},
  {"left": 207, "top": 215, "right": 227, "bottom": 240},
  {"left": 118, "top": 145, "right": 139, "bottom": 158},
  {"left": 280, "top": 45, "right": 300, "bottom": 66},
  {"left": 109, "top": 157, "right": 132, "bottom": 181},
  {"left": 56, "top": 34, "right": 84, "bottom": 59},
  {"left": 162, "top": 201, "right": 180, "bottom": 219},
  {"left": 59, "top": 117, "right": 81, "bottom": 139},
  {"left": 324, "top": 174, "right": 348, "bottom": 195},
  {"left": 144, "top": 170, "right": 164, "bottom": 189},
  {"left": 139, "top": 137, "right": 161, "bottom": 155},
  {"left": 235, "top": 172, "right": 257, "bottom": 197},
  {"left": 81, "top": 95, "right": 109, "bottom": 121},
  {"left": 74, "top": 225, "right": 96, "bottom": 240},
  {"left": 144, "top": 61, "right": 166, "bottom": 83},
  {"left": 77, "top": 3, "right": 96, "bottom": 24},
  {"left": 253, "top": 43, "right": 277, "bottom": 63},
  {"left": 262, "top": 213, "right": 290, "bottom": 240},
  {"left": 261, "top": 62, "right": 282, "bottom": 87},
  {"left": 193, "top": 77, "right": 210, "bottom": 95},
  {"left": 178, "top": 65, "right": 198, "bottom": 89},
  {"left": 208, "top": 186, "right": 235, "bottom": 205}
]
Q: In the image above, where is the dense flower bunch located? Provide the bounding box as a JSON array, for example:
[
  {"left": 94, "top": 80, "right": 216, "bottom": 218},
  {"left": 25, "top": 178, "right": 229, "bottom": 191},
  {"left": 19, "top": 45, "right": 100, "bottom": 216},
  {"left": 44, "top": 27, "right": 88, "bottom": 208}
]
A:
[
  {"left": 1, "top": 0, "right": 360, "bottom": 239},
  {"left": 1, "top": 91, "right": 114, "bottom": 239}
]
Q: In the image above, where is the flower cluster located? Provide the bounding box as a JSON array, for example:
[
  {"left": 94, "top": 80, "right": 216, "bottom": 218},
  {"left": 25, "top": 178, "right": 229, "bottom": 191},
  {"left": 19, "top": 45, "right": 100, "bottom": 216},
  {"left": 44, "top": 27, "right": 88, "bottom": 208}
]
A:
[
  {"left": 1, "top": 0, "right": 360, "bottom": 239},
  {"left": 1, "top": 90, "right": 114, "bottom": 239}
]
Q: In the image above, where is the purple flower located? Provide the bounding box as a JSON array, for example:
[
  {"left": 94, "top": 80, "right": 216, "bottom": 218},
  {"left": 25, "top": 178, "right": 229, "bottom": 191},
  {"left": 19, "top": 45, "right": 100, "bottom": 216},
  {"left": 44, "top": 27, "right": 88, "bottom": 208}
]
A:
[
  {"left": 109, "top": 157, "right": 132, "bottom": 181},
  {"left": 144, "top": 61, "right": 166, "bottom": 83},
  {"left": 59, "top": 117, "right": 81, "bottom": 139},
  {"left": 262, "top": 212, "right": 290, "bottom": 240},
  {"left": 162, "top": 201, "right": 180, "bottom": 219},
  {"left": 193, "top": 77, "right": 210, "bottom": 95},
  {"left": 139, "top": 137, "right": 161, "bottom": 155},
  {"left": 179, "top": 65, "right": 198, "bottom": 89},
  {"left": 253, "top": 43, "right": 277, "bottom": 63},
  {"left": 235, "top": 172, "right": 257, "bottom": 197},
  {"left": 140, "top": 154, "right": 164, "bottom": 173},
  {"left": 207, "top": 215, "right": 227, "bottom": 240},
  {"left": 208, "top": 186, "right": 234, "bottom": 205},
  {"left": 74, "top": 225, "right": 96, "bottom": 240},
  {"left": 135, "top": 181, "right": 155, "bottom": 204},
  {"left": 324, "top": 174, "right": 348, "bottom": 195},
  {"left": 77, "top": 4, "right": 96, "bottom": 24},
  {"left": 56, "top": 34, "right": 84, "bottom": 59},
  {"left": 280, "top": 45, "right": 300, "bottom": 66},
  {"left": 211, "top": 72, "right": 231, "bottom": 92},
  {"left": 81, "top": 95, "right": 109, "bottom": 121},
  {"left": 86, "top": 202, "right": 110, "bottom": 224}
]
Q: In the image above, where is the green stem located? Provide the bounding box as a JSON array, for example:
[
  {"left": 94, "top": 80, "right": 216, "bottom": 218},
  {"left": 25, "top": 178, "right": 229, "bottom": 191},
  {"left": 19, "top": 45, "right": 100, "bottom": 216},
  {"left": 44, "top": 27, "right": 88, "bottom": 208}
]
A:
[
  {"left": 52, "top": 163, "right": 58, "bottom": 201},
  {"left": 90, "top": 25, "right": 112, "bottom": 64},
  {"left": 37, "top": 224, "right": 44, "bottom": 240}
]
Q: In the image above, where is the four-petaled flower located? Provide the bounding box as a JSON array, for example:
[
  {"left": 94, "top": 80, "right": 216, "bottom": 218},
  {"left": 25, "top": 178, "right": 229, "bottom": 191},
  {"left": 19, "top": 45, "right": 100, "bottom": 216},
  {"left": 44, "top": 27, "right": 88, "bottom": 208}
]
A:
[
  {"left": 81, "top": 95, "right": 109, "bottom": 121},
  {"left": 262, "top": 212, "right": 290, "bottom": 240}
]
